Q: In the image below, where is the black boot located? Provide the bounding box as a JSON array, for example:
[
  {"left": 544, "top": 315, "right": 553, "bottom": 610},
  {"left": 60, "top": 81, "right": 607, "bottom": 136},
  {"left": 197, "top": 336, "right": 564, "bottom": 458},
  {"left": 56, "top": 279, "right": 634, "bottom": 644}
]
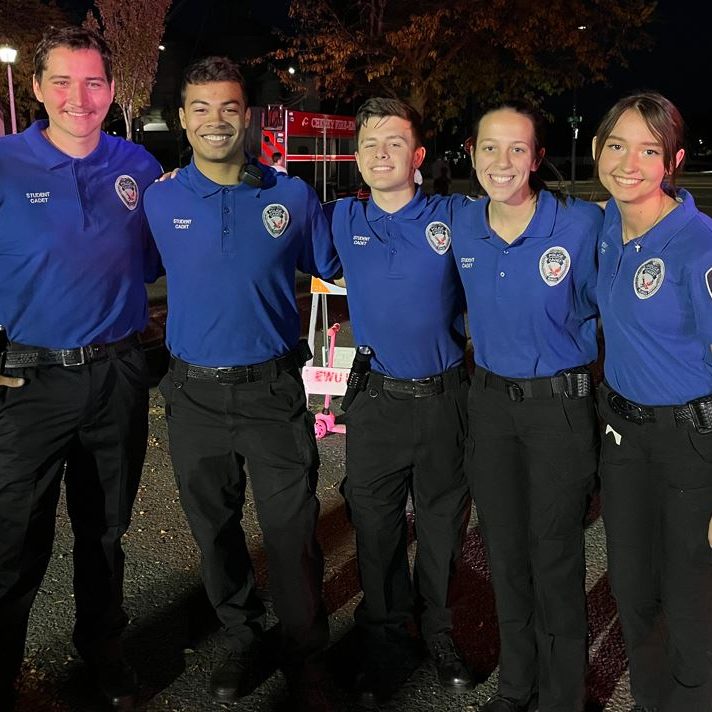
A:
[
  {"left": 428, "top": 635, "right": 474, "bottom": 692},
  {"left": 209, "top": 649, "right": 252, "bottom": 702}
]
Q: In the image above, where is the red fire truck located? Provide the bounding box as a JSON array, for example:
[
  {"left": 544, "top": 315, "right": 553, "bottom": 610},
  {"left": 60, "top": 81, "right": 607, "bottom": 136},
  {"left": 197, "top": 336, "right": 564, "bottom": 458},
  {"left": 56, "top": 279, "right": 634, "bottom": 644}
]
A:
[{"left": 256, "top": 105, "right": 359, "bottom": 201}]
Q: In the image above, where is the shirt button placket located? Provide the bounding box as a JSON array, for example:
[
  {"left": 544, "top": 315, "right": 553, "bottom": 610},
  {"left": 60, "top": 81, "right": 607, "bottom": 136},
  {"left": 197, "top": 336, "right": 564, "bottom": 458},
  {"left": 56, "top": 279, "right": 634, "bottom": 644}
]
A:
[
  {"left": 495, "top": 249, "right": 508, "bottom": 298},
  {"left": 221, "top": 187, "right": 231, "bottom": 252},
  {"left": 386, "top": 219, "right": 398, "bottom": 273}
]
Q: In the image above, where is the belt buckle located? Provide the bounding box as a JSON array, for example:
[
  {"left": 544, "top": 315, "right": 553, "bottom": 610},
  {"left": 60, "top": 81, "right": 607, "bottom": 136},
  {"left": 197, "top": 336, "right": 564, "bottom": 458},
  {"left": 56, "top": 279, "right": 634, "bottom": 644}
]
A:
[
  {"left": 506, "top": 381, "right": 524, "bottom": 402},
  {"left": 608, "top": 392, "right": 645, "bottom": 424},
  {"left": 215, "top": 366, "right": 234, "bottom": 383},
  {"left": 412, "top": 377, "right": 432, "bottom": 398},
  {"left": 413, "top": 377, "right": 432, "bottom": 388},
  {"left": 61, "top": 348, "right": 85, "bottom": 367}
]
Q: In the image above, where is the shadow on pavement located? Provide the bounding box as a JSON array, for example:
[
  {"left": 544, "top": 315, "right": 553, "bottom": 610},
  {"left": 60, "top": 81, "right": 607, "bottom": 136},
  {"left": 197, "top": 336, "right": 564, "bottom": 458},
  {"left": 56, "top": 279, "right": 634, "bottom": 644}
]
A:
[{"left": 20, "top": 498, "right": 626, "bottom": 710}]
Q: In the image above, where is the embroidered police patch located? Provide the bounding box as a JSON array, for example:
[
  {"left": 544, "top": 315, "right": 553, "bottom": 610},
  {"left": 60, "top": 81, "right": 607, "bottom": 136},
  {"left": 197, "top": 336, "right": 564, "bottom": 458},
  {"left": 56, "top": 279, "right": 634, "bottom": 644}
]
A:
[
  {"left": 262, "top": 203, "right": 290, "bottom": 238},
  {"left": 425, "top": 221, "right": 451, "bottom": 254},
  {"left": 634, "top": 258, "right": 665, "bottom": 299},
  {"left": 706, "top": 267, "right": 712, "bottom": 300},
  {"left": 115, "top": 175, "right": 139, "bottom": 211},
  {"left": 539, "top": 246, "right": 571, "bottom": 286}
]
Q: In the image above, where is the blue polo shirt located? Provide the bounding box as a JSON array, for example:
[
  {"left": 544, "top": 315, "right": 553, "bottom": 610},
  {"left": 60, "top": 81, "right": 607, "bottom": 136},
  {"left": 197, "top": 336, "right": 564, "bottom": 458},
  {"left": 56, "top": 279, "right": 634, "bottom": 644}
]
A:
[
  {"left": 329, "top": 190, "right": 466, "bottom": 379},
  {"left": 144, "top": 160, "right": 339, "bottom": 366},
  {"left": 597, "top": 189, "right": 712, "bottom": 405},
  {"left": 451, "top": 190, "right": 601, "bottom": 378},
  {"left": 0, "top": 121, "right": 161, "bottom": 348}
]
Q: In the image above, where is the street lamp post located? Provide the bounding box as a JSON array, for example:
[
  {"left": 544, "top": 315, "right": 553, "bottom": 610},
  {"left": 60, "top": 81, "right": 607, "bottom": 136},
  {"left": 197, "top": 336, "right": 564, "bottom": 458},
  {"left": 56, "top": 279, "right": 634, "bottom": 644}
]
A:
[
  {"left": 568, "top": 91, "right": 582, "bottom": 195},
  {"left": 0, "top": 46, "right": 18, "bottom": 135},
  {"left": 568, "top": 25, "right": 587, "bottom": 195}
]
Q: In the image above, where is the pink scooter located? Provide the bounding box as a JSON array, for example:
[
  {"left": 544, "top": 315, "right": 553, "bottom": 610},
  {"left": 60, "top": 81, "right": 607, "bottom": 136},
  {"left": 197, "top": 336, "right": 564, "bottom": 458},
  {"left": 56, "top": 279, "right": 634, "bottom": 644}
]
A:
[{"left": 314, "top": 323, "right": 347, "bottom": 440}]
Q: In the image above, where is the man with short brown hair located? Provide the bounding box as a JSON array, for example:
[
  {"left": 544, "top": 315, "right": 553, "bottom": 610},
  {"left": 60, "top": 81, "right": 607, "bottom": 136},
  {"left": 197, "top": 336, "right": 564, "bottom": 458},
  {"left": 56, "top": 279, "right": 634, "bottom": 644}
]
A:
[{"left": 0, "top": 26, "right": 161, "bottom": 710}]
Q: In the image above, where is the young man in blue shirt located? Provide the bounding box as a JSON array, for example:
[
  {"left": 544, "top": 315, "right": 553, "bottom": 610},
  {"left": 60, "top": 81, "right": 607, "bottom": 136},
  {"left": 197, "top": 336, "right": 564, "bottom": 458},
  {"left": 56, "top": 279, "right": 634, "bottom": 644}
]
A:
[
  {"left": 144, "top": 57, "right": 339, "bottom": 711},
  {"left": 329, "top": 98, "right": 473, "bottom": 704},
  {"left": 0, "top": 27, "right": 161, "bottom": 711}
]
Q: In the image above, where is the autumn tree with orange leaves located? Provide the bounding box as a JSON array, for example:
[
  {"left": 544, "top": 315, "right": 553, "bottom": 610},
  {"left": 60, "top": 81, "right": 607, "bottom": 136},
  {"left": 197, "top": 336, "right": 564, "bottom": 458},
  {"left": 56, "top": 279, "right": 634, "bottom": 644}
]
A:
[
  {"left": 268, "top": 0, "right": 655, "bottom": 123},
  {"left": 85, "top": 0, "right": 171, "bottom": 140},
  {"left": 0, "top": 0, "right": 68, "bottom": 131}
]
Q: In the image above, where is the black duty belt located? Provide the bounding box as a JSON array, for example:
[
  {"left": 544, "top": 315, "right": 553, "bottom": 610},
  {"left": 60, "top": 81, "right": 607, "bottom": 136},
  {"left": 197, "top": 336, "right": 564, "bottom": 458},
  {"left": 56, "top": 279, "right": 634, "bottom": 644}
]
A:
[
  {"left": 369, "top": 365, "right": 468, "bottom": 399},
  {"left": 474, "top": 366, "right": 592, "bottom": 401},
  {"left": 4, "top": 334, "right": 139, "bottom": 368},
  {"left": 604, "top": 383, "right": 712, "bottom": 433},
  {"left": 170, "top": 341, "right": 311, "bottom": 385}
]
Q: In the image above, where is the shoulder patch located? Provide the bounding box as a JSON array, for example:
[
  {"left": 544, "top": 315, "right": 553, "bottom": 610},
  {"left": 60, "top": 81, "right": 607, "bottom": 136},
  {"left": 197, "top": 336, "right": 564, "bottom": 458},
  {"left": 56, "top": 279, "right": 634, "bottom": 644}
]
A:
[
  {"left": 115, "top": 175, "right": 139, "bottom": 210},
  {"left": 706, "top": 267, "right": 712, "bottom": 300},
  {"left": 634, "top": 258, "right": 665, "bottom": 299},
  {"left": 425, "top": 221, "right": 451, "bottom": 254},
  {"left": 539, "top": 246, "right": 571, "bottom": 286},
  {"left": 262, "top": 203, "right": 290, "bottom": 238}
]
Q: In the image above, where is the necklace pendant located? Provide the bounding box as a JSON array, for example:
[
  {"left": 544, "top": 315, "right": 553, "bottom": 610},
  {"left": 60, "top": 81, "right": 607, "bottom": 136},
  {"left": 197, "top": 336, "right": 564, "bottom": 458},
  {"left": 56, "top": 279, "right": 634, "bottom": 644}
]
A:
[{"left": 635, "top": 243, "right": 641, "bottom": 252}]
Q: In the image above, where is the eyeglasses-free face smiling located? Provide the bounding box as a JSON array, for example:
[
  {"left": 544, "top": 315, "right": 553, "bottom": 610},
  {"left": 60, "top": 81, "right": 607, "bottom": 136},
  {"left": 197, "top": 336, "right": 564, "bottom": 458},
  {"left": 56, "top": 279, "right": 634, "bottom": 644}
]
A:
[
  {"left": 33, "top": 47, "right": 114, "bottom": 156},
  {"left": 596, "top": 108, "right": 684, "bottom": 207},
  {"left": 473, "top": 108, "right": 543, "bottom": 207},
  {"left": 355, "top": 115, "right": 425, "bottom": 199},
  {"left": 179, "top": 81, "right": 251, "bottom": 170}
]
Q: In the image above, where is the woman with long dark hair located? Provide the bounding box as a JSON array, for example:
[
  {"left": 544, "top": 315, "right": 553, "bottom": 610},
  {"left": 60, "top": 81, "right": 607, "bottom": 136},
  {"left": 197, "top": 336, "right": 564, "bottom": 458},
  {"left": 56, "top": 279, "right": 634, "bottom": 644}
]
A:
[{"left": 451, "top": 102, "right": 602, "bottom": 712}]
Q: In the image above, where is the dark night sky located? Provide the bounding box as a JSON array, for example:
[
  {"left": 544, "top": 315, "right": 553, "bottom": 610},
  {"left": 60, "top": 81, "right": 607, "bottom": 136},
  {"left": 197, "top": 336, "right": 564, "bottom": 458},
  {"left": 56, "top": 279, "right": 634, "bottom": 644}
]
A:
[
  {"left": 543, "top": 0, "right": 712, "bottom": 153},
  {"left": 556, "top": 0, "right": 712, "bottom": 147},
  {"left": 59, "top": 0, "right": 712, "bottom": 152}
]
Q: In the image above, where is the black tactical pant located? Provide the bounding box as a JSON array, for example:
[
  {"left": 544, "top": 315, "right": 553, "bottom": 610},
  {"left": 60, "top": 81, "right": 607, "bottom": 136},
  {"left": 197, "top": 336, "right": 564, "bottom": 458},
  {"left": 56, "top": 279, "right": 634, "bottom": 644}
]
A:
[
  {"left": 344, "top": 367, "right": 470, "bottom": 649},
  {"left": 599, "top": 384, "right": 712, "bottom": 712},
  {"left": 160, "top": 360, "right": 329, "bottom": 660},
  {"left": 0, "top": 348, "right": 149, "bottom": 693},
  {"left": 468, "top": 375, "right": 598, "bottom": 712}
]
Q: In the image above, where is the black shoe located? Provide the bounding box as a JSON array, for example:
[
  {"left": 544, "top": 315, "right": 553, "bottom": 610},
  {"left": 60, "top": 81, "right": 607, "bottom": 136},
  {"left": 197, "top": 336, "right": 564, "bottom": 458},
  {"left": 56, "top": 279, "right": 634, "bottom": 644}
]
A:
[
  {"left": 209, "top": 649, "right": 250, "bottom": 702},
  {"left": 86, "top": 656, "right": 138, "bottom": 710},
  {"left": 429, "top": 636, "right": 473, "bottom": 691},
  {"left": 480, "top": 694, "right": 529, "bottom": 712}
]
